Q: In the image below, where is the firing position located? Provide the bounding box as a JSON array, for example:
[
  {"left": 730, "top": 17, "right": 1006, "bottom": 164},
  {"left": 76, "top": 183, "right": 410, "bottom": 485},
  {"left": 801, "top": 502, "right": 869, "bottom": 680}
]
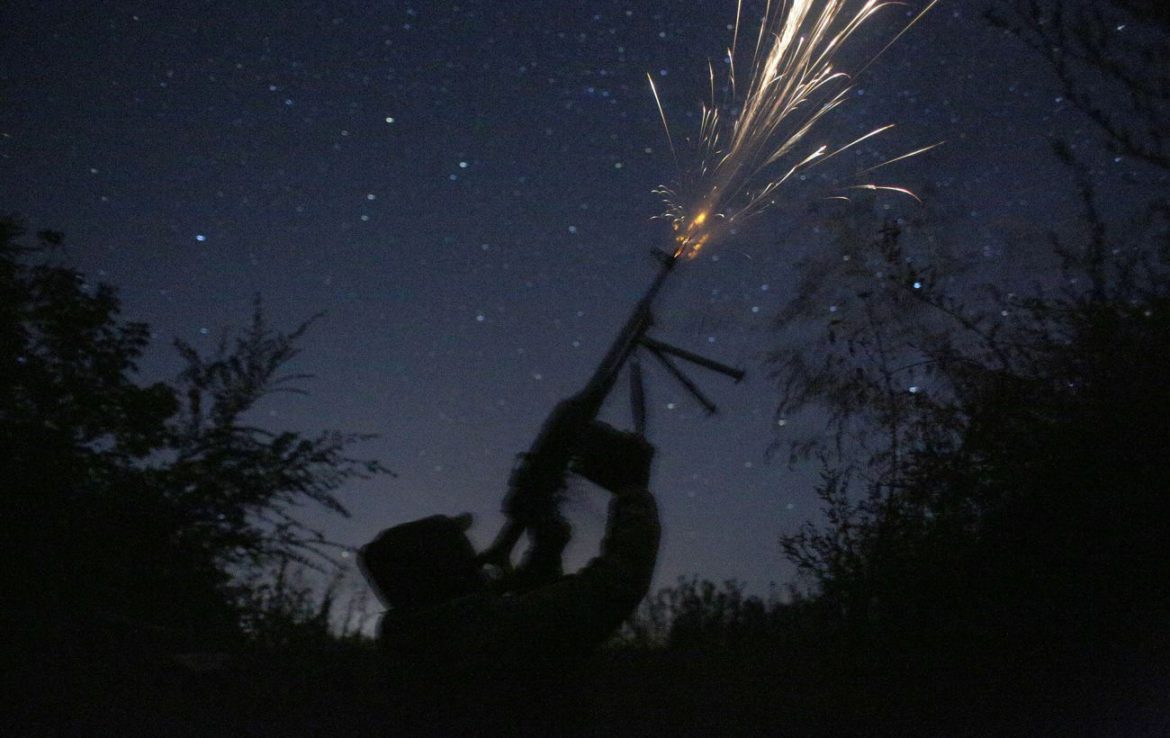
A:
[
  {"left": 358, "top": 412, "right": 660, "bottom": 682},
  {"left": 359, "top": 251, "right": 740, "bottom": 703}
]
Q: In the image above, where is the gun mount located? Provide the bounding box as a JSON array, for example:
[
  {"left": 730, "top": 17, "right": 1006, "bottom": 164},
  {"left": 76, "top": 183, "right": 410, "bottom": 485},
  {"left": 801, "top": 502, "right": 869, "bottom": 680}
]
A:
[{"left": 479, "top": 249, "right": 744, "bottom": 571}]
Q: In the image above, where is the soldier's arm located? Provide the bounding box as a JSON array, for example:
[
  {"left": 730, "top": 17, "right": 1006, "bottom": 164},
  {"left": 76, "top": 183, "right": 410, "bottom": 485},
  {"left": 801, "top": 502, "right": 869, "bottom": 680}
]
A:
[
  {"left": 379, "top": 423, "right": 659, "bottom": 668},
  {"left": 491, "top": 423, "right": 661, "bottom": 652}
]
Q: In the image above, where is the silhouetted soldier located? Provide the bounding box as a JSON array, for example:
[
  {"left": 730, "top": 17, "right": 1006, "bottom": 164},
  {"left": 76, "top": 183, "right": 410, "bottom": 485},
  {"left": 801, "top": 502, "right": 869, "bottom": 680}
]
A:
[{"left": 358, "top": 420, "right": 659, "bottom": 723}]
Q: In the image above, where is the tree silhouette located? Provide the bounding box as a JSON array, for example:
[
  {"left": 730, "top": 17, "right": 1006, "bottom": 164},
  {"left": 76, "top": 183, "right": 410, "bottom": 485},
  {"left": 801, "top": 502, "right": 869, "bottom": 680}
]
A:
[
  {"left": 763, "top": 0, "right": 1170, "bottom": 688},
  {"left": 988, "top": 0, "right": 1170, "bottom": 300},
  {"left": 0, "top": 218, "right": 389, "bottom": 659},
  {"left": 767, "top": 210, "right": 1170, "bottom": 695},
  {"left": 165, "top": 298, "right": 390, "bottom": 577},
  {"left": 988, "top": 0, "right": 1170, "bottom": 171}
]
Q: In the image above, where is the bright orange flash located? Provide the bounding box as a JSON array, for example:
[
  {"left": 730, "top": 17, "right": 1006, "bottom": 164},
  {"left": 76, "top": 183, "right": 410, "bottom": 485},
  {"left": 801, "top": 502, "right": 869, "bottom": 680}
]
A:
[{"left": 673, "top": 210, "right": 713, "bottom": 258}]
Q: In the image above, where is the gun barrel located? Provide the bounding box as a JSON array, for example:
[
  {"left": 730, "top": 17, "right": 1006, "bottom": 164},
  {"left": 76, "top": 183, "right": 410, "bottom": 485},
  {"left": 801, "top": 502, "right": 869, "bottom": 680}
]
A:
[
  {"left": 482, "top": 251, "right": 696, "bottom": 570},
  {"left": 586, "top": 252, "right": 679, "bottom": 397}
]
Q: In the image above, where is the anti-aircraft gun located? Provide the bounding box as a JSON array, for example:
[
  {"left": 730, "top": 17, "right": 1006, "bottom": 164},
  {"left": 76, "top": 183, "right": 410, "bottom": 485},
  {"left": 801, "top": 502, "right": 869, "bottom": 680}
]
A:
[{"left": 477, "top": 249, "right": 744, "bottom": 571}]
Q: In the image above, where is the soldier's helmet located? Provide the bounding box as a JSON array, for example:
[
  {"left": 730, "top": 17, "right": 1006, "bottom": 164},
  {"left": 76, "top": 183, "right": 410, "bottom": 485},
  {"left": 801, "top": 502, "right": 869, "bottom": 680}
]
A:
[{"left": 358, "top": 514, "right": 484, "bottom": 611}]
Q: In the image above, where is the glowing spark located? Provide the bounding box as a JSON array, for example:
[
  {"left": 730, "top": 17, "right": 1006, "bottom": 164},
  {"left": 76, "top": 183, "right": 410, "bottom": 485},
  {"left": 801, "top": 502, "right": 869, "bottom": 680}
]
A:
[
  {"left": 856, "top": 141, "right": 947, "bottom": 175},
  {"left": 819, "top": 124, "right": 897, "bottom": 166},
  {"left": 651, "top": 0, "right": 939, "bottom": 258},
  {"left": 848, "top": 184, "right": 924, "bottom": 204},
  {"left": 647, "top": 74, "right": 680, "bottom": 175}
]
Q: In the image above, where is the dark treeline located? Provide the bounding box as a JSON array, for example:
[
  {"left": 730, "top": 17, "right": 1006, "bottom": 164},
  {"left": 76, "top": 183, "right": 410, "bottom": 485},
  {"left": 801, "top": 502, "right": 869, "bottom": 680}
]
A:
[
  {"left": 611, "top": 219, "right": 1170, "bottom": 731},
  {"left": 0, "top": 217, "right": 393, "bottom": 733}
]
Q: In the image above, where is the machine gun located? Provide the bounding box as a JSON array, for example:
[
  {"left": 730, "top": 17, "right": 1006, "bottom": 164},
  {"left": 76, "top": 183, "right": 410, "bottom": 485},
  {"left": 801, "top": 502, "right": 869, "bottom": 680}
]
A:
[{"left": 478, "top": 249, "right": 744, "bottom": 571}]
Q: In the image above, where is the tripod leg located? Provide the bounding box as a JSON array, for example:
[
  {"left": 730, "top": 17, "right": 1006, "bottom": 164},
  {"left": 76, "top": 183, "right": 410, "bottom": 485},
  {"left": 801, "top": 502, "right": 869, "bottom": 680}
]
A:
[{"left": 630, "top": 353, "right": 647, "bottom": 434}]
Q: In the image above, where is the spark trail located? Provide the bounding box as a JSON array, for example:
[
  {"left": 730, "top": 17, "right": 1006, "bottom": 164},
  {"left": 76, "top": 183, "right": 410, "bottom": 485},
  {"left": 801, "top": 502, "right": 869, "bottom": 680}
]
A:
[{"left": 652, "top": 0, "right": 941, "bottom": 258}]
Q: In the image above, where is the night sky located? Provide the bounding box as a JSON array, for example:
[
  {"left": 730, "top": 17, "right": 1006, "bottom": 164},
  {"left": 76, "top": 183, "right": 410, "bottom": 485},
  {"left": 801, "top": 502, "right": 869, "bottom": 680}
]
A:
[{"left": 0, "top": 1, "right": 1146, "bottom": 598}]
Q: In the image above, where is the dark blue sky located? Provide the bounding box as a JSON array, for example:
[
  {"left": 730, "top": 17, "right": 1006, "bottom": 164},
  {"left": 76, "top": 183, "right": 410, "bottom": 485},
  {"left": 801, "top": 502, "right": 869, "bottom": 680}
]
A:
[{"left": 1, "top": 0, "right": 1142, "bottom": 598}]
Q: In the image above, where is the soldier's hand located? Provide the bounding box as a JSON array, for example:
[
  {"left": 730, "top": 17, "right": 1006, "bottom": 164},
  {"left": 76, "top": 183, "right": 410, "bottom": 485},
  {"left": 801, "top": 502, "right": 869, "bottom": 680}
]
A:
[
  {"left": 477, "top": 535, "right": 517, "bottom": 576},
  {"left": 570, "top": 421, "right": 655, "bottom": 492}
]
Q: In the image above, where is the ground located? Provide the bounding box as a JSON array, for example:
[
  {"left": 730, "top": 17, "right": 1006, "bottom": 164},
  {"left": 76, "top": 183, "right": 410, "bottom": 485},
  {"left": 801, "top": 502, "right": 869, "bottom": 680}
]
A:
[{"left": 8, "top": 641, "right": 1168, "bottom": 736}]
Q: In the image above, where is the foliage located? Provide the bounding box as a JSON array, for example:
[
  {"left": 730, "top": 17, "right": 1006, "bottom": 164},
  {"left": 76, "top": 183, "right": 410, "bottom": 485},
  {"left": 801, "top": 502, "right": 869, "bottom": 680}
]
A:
[
  {"left": 987, "top": 0, "right": 1170, "bottom": 300},
  {"left": 761, "top": 0, "right": 1170, "bottom": 682},
  {"left": 165, "top": 298, "right": 391, "bottom": 574},
  {"left": 233, "top": 563, "right": 374, "bottom": 650},
  {"left": 987, "top": 0, "right": 1170, "bottom": 171},
  {"left": 0, "top": 218, "right": 389, "bottom": 655},
  {"left": 771, "top": 213, "right": 1169, "bottom": 666},
  {"left": 620, "top": 577, "right": 780, "bottom": 649}
]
